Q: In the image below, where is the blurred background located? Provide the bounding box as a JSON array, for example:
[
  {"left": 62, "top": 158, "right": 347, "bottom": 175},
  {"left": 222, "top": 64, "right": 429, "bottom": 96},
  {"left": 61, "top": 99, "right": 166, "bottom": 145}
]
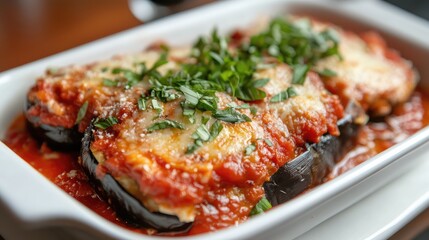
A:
[{"left": 0, "top": 0, "right": 428, "bottom": 72}]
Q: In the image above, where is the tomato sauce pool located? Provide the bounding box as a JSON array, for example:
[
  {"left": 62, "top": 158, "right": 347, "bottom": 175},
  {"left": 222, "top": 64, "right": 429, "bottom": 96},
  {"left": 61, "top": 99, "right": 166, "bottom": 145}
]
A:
[{"left": 4, "top": 90, "right": 429, "bottom": 236}]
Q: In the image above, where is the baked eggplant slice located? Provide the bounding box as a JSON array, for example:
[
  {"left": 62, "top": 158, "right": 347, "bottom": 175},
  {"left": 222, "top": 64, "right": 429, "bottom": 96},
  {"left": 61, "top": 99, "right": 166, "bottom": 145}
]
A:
[
  {"left": 263, "top": 110, "right": 360, "bottom": 206},
  {"left": 313, "top": 22, "right": 418, "bottom": 117},
  {"left": 80, "top": 102, "right": 361, "bottom": 232},
  {"left": 25, "top": 98, "right": 82, "bottom": 150},
  {"left": 23, "top": 50, "right": 182, "bottom": 151},
  {"left": 81, "top": 121, "right": 192, "bottom": 233}
]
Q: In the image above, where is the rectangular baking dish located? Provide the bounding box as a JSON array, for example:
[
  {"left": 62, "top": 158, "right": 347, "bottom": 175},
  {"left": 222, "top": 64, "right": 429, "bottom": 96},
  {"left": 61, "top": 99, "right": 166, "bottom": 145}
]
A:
[{"left": 1, "top": 0, "right": 429, "bottom": 239}]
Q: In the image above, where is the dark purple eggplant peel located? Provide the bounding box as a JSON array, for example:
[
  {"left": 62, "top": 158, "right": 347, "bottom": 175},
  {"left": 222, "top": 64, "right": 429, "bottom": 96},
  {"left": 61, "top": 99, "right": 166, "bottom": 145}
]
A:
[
  {"left": 263, "top": 104, "right": 362, "bottom": 206},
  {"left": 25, "top": 98, "right": 83, "bottom": 150},
  {"left": 80, "top": 121, "right": 193, "bottom": 233}
]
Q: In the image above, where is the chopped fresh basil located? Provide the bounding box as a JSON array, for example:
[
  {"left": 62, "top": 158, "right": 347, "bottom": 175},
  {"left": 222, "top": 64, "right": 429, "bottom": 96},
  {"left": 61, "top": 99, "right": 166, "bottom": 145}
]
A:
[
  {"left": 252, "top": 78, "right": 270, "bottom": 88},
  {"left": 209, "top": 120, "right": 223, "bottom": 140},
  {"left": 147, "top": 53, "right": 168, "bottom": 73},
  {"left": 250, "top": 106, "right": 258, "bottom": 115},
  {"left": 151, "top": 99, "right": 163, "bottom": 115},
  {"left": 94, "top": 116, "right": 119, "bottom": 129},
  {"left": 292, "top": 64, "right": 310, "bottom": 85},
  {"left": 250, "top": 197, "right": 272, "bottom": 216},
  {"left": 264, "top": 139, "right": 274, "bottom": 147},
  {"left": 150, "top": 87, "right": 179, "bottom": 102},
  {"left": 180, "top": 85, "right": 201, "bottom": 106},
  {"left": 317, "top": 68, "right": 337, "bottom": 77},
  {"left": 270, "top": 87, "right": 297, "bottom": 103},
  {"left": 103, "top": 78, "right": 119, "bottom": 87},
  {"left": 201, "top": 116, "right": 210, "bottom": 125},
  {"left": 192, "top": 124, "right": 210, "bottom": 141},
  {"left": 196, "top": 96, "right": 218, "bottom": 112},
  {"left": 138, "top": 97, "right": 147, "bottom": 111},
  {"left": 186, "top": 120, "right": 223, "bottom": 154},
  {"left": 75, "top": 101, "right": 89, "bottom": 125},
  {"left": 245, "top": 143, "right": 256, "bottom": 156},
  {"left": 147, "top": 119, "right": 184, "bottom": 132},
  {"left": 213, "top": 108, "right": 251, "bottom": 123}
]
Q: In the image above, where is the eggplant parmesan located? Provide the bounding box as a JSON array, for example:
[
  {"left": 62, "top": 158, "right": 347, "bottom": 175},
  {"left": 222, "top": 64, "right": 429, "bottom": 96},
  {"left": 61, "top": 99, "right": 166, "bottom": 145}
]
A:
[
  {"left": 312, "top": 22, "right": 417, "bottom": 117},
  {"left": 19, "top": 15, "right": 419, "bottom": 235}
]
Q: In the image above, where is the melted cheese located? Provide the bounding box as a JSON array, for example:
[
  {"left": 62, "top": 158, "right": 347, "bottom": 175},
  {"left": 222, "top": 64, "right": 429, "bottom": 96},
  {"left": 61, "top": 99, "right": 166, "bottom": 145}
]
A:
[
  {"left": 94, "top": 93, "right": 268, "bottom": 222},
  {"left": 313, "top": 22, "right": 416, "bottom": 116},
  {"left": 256, "top": 64, "right": 342, "bottom": 144}
]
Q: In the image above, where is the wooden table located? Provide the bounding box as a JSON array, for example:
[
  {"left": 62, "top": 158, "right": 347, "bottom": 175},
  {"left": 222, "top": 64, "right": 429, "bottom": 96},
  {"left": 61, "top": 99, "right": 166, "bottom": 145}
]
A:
[{"left": 0, "top": 0, "right": 141, "bottom": 72}]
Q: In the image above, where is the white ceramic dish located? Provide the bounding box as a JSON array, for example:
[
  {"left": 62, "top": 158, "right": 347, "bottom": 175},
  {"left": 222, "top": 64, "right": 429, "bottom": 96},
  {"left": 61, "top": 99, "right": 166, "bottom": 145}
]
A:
[
  {"left": 297, "top": 156, "right": 429, "bottom": 240},
  {"left": 1, "top": 0, "right": 429, "bottom": 239}
]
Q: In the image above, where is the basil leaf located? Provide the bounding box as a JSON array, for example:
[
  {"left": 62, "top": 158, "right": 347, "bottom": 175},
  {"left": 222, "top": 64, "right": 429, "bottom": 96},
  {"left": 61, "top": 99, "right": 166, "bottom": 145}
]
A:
[
  {"left": 292, "top": 64, "right": 310, "bottom": 85},
  {"left": 209, "top": 120, "right": 223, "bottom": 140},
  {"left": 180, "top": 85, "right": 201, "bottom": 106},
  {"left": 192, "top": 124, "right": 210, "bottom": 141},
  {"left": 186, "top": 120, "right": 223, "bottom": 154},
  {"left": 94, "top": 116, "right": 119, "bottom": 129},
  {"left": 252, "top": 78, "right": 270, "bottom": 88},
  {"left": 148, "top": 53, "right": 168, "bottom": 72},
  {"left": 213, "top": 108, "right": 251, "bottom": 123},
  {"left": 250, "top": 197, "right": 272, "bottom": 216},
  {"left": 317, "top": 68, "right": 337, "bottom": 77},
  {"left": 196, "top": 96, "right": 217, "bottom": 112},
  {"left": 264, "top": 139, "right": 274, "bottom": 147},
  {"left": 270, "top": 87, "right": 297, "bottom": 103},
  {"left": 236, "top": 87, "right": 267, "bottom": 101},
  {"left": 138, "top": 97, "right": 147, "bottom": 111},
  {"left": 75, "top": 101, "right": 89, "bottom": 125},
  {"left": 245, "top": 143, "right": 256, "bottom": 156},
  {"left": 147, "top": 119, "right": 184, "bottom": 132},
  {"left": 250, "top": 106, "right": 258, "bottom": 115},
  {"left": 103, "top": 78, "right": 119, "bottom": 87},
  {"left": 201, "top": 116, "right": 210, "bottom": 125},
  {"left": 151, "top": 99, "right": 163, "bottom": 115}
]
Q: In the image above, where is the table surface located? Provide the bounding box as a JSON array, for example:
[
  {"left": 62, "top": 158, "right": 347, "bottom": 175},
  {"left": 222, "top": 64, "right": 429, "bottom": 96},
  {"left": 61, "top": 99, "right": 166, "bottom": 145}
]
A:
[
  {"left": 1, "top": 0, "right": 429, "bottom": 239},
  {"left": 0, "top": 0, "right": 141, "bottom": 72}
]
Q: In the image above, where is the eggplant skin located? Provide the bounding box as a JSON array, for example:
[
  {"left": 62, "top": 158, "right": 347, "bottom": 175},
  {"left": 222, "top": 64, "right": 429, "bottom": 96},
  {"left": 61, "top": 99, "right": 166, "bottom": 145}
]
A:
[
  {"left": 264, "top": 113, "right": 360, "bottom": 206},
  {"left": 25, "top": 98, "right": 82, "bottom": 150},
  {"left": 80, "top": 122, "right": 193, "bottom": 233}
]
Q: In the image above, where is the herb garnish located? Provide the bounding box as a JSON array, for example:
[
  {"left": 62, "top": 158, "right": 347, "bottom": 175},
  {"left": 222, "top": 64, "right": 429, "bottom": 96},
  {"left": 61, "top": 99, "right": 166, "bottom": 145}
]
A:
[
  {"left": 250, "top": 197, "right": 272, "bottom": 216},
  {"left": 104, "top": 17, "right": 342, "bottom": 153},
  {"left": 292, "top": 64, "right": 310, "bottom": 85},
  {"left": 264, "top": 139, "right": 274, "bottom": 147},
  {"left": 187, "top": 120, "right": 223, "bottom": 154},
  {"left": 213, "top": 108, "right": 251, "bottom": 123},
  {"left": 110, "top": 53, "right": 168, "bottom": 89},
  {"left": 270, "top": 87, "right": 297, "bottom": 103},
  {"left": 246, "top": 18, "right": 341, "bottom": 67},
  {"left": 103, "top": 78, "right": 119, "bottom": 87},
  {"left": 94, "top": 116, "right": 119, "bottom": 129},
  {"left": 75, "top": 101, "right": 89, "bottom": 125},
  {"left": 151, "top": 99, "right": 163, "bottom": 116},
  {"left": 245, "top": 143, "right": 256, "bottom": 156},
  {"left": 317, "top": 68, "right": 337, "bottom": 77},
  {"left": 137, "top": 97, "right": 147, "bottom": 111},
  {"left": 147, "top": 119, "right": 184, "bottom": 132}
]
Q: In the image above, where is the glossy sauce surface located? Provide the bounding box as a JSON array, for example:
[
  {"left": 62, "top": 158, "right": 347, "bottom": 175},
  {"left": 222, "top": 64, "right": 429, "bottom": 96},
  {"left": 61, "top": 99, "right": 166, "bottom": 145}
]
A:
[{"left": 4, "top": 89, "right": 429, "bottom": 235}]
